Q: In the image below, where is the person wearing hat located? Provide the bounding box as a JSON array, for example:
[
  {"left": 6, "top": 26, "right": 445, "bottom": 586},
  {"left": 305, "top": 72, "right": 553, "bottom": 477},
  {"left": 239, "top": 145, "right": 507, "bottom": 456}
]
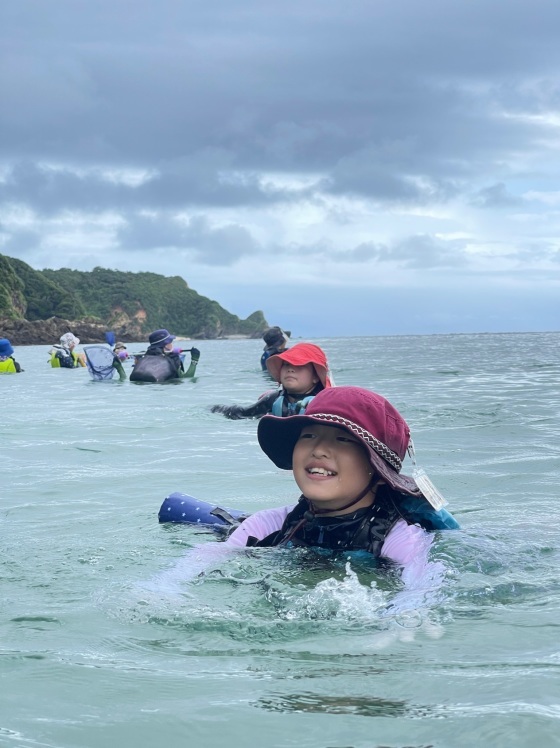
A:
[
  {"left": 49, "top": 332, "right": 86, "bottom": 368},
  {"left": 113, "top": 341, "right": 128, "bottom": 359},
  {"left": 224, "top": 386, "right": 459, "bottom": 563},
  {"left": 260, "top": 326, "right": 290, "bottom": 371},
  {"left": 211, "top": 342, "right": 333, "bottom": 420},
  {"left": 109, "top": 342, "right": 128, "bottom": 380},
  {"left": 130, "top": 329, "right": 200, "bottom": 382},
  {"left": 0, "top": 338, "right": 23, "bottom": 373}
]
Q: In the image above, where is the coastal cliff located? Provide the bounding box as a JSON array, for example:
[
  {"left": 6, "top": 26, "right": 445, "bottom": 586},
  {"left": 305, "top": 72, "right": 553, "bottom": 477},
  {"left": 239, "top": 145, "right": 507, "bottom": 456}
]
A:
[{"left": 0, "top": 254, "right": 268, "bottom": 344}]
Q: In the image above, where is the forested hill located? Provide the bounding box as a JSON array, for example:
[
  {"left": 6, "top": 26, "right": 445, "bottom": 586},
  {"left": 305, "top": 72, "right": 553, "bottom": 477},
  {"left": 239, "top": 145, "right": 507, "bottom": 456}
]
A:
[{"left": 0, "top": 254, "right": 268, "bottom": 343}]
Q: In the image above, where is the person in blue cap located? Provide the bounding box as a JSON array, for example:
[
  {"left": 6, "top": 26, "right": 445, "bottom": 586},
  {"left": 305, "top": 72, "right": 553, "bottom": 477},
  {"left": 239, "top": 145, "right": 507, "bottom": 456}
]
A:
[
  {"left": 130, "top": 329, "right": 200, "bottom": 382},
  {"left": 0, "top": 338, "right": 23, "bottom": 373}
]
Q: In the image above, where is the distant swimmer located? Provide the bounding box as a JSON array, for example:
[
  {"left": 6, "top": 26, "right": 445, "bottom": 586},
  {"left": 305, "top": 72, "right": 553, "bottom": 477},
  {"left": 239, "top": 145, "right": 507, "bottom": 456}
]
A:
[
  {"left": 49, "top": 333, "right": 86, "bottom": 368},
  {"left": 211, "top": 342, "right": 333, "bottom": 419},
  {"left": 260, "top": 326, "right": 290, "bottom": 371},
  {"left": 0, "top": 338, "right": 24, "bottom": 373},
  {"left": 130, "top": 329, "right": 200, "bottom": 383}
]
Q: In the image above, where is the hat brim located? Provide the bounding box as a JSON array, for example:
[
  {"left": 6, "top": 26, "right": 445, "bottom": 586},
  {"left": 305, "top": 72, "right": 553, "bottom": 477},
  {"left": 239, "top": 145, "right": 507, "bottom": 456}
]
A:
[
  {"left": 257, "top": 414, "right": 422, "bottom": 498},
  {"left": 151, "top": 335, "right": 175, "bottom": 347},
  {"left": 266, "top": 349, "right": 330, "bottom": 388}
]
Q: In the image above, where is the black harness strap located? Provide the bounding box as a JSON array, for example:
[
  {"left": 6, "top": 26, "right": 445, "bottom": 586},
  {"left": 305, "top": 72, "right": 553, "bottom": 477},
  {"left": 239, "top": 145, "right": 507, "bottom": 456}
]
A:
[{"left": 252, "top": 487, "right": 403, "bottom": 555}]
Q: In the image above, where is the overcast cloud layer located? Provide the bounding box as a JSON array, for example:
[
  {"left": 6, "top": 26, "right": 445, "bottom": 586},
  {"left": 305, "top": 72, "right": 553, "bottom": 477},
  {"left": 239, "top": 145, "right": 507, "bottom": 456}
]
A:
[{"left": 1, "top": 0, "right": 559, "bottom": 336}]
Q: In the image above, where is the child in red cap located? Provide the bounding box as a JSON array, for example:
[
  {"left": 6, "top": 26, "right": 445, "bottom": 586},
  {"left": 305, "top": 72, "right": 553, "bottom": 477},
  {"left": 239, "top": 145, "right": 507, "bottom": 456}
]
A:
[{"left": 211, "top": 343, "right": 333, "bottom": 419}]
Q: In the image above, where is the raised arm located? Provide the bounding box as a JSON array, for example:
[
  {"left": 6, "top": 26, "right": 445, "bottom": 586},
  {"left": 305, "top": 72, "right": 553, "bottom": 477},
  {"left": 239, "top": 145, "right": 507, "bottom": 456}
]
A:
[{"left": 181, "top": 347, "right": 200, "bottom": 378}]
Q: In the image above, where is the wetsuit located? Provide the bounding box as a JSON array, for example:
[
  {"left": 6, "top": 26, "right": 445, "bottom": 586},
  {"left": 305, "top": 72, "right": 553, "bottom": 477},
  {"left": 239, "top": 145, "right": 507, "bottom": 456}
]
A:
[
  {"left": 130, "top": 346, "right": 200, "bottom": 382},
  {"left": 227, "top": 485, "right": 459, "bottom": 559}
]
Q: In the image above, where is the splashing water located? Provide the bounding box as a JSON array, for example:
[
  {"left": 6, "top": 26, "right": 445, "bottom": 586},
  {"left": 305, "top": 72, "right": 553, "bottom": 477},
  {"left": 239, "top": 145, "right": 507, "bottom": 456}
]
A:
[{"left": 265, "top": 561, "right": 387, "bottom": 621}]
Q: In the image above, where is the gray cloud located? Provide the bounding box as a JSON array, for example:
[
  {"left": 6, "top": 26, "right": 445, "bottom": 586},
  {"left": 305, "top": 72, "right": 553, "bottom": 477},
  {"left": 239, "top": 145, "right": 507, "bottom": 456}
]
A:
[
  {"left": 3, "top": 1, "right": 560, "bottom": 180},
  {"left": 117, "top": 213, "right": 259, "bottom": 266},
  {"left": 390, "top": 235, "right": 467, "bottom": 269},
  {"left": 0, "top": 160, "right": 299, "bottom": 214},
  {"left": 1, "top": 0, "right": 560, "bottom": 334},
  {"left": 470, "top": 183, "right": 522, "bottom": 208},
  {"left": 270, "top": 234, "right": 466, "bottom": 269}
]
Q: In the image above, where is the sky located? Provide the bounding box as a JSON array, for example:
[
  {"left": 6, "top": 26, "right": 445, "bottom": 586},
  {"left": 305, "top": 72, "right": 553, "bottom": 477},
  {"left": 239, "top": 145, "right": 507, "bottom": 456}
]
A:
[{"left": 1, "top": 0, "right": 559, "bottom": 337}]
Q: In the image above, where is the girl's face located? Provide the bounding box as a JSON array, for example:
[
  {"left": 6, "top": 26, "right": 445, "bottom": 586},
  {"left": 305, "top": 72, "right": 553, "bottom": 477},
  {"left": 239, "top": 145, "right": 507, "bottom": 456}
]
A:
[
  {"left": 292, "top": 424, "right": 374, "bottom": 513},
  {"left": 279, "top": 361, "right": 319, "bottom": 394}
]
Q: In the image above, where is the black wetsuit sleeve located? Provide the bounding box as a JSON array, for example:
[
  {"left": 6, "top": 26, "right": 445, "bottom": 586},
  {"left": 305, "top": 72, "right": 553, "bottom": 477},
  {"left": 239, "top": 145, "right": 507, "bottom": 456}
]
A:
[{"left": 210, "top": 390, "right": 278, "bottom": 420}]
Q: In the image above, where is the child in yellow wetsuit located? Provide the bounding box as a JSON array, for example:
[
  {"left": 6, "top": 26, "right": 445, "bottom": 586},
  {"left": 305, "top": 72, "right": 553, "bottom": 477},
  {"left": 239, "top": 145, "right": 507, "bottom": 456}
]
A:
[
  {"left": 49, "top": 333, "right": 86, "bottom": 368},
  {"left": 0, "top": 338, "right": 23, "bottom": 373}
]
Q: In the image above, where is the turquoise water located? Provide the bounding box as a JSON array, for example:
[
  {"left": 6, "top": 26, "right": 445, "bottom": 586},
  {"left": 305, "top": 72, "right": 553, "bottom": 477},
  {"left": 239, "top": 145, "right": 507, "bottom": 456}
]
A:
[{"left": 1, "top": 333, "right": 560, "bottom": 748}]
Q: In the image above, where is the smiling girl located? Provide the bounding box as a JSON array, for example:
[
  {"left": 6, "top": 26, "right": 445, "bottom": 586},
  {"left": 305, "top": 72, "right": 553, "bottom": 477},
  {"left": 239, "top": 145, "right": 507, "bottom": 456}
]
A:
[{"left": 225, "top": 386, "right": 459, "bottom": 562}]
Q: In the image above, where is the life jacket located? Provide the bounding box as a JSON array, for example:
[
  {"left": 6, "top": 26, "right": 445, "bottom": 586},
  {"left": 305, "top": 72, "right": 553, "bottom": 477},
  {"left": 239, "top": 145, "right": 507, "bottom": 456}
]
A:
[
  {"left": 271, "top": 393, "right": 316, "bottom": 417},
  {"left": 0, "top": 357, "right": 17, "bottom": 374},
  {"left": 249, "top": 485, "right": 459, "bottom": 555},
  {"left": 49, "top": 346, "right": 80, "bottom": 368}
]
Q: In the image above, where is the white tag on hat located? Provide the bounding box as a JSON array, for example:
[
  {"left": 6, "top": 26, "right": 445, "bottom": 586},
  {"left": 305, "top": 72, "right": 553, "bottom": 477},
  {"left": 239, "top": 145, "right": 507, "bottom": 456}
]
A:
[{"left": 411, "top": 468, "right": 448, "bottom": 510}]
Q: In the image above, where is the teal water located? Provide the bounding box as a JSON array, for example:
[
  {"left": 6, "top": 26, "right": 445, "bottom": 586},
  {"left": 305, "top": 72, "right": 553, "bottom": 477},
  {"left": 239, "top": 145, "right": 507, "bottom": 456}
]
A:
[{"left": 1, "top": 333, "right": 560, "bottom": 748}]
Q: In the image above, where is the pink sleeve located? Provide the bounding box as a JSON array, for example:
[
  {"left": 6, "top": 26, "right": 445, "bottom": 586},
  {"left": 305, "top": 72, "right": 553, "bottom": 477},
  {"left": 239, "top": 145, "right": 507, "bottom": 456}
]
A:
[
  {"left": 225, "top": 505, "right": 295, "bottom": 547},
  {"left": 380, "top": 518, "right": 433, "bottom": 566},
  {"left": 381, "top": 519, "right": 448, "bottom": 606}
]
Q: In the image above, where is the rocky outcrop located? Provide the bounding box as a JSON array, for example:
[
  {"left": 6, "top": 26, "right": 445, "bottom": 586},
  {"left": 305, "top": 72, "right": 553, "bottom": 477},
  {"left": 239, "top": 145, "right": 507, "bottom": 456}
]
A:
[
  {"left": 0, "top": 314, "right": 267, "bottom": 345},
  {"left": 0, "top": 317, "right": 116, "bottom": 346}
]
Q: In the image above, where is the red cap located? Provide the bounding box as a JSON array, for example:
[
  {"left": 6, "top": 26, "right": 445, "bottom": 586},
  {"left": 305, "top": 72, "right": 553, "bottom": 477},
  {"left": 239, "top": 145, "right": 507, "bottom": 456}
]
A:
[{"left": 266, "top": 343, "right": 333, "bottom": 388}]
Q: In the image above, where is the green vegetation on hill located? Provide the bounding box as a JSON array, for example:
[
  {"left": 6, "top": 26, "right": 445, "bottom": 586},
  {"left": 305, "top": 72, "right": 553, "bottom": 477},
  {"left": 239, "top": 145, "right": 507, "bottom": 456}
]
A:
[
  {"left": 0, "top": 254, "right": 267, "bottom": 338},
  {"left": 0, "top": 254, "right": 85, "bottom": 321}
]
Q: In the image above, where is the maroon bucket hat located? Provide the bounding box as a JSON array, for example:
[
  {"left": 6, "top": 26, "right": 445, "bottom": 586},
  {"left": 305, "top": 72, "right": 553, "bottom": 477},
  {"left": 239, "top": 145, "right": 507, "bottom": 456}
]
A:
[{"left": 257, "top": 386, "right": 422, "bottom": 497}]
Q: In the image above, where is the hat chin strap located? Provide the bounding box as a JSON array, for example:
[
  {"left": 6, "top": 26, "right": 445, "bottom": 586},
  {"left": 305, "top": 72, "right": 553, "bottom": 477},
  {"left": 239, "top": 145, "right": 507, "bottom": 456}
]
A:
[{"left": 307, "top": 476, "right": 378, "bottom": 516}]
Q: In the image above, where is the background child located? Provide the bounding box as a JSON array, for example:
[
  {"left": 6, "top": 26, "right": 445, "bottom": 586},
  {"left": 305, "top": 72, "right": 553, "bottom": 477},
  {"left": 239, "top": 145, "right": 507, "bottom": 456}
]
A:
[
  {"left": 0, "top": 338, "right": 23, "bottom": 373},
  {"left": 49, "top": 332, "right": 86, "bottom": 368},
  {"left": 260, "top": 326, "right": 290, "bottom": 371},
  {"left": 211, "top": 342, "right": 333, "bottom": 419}
]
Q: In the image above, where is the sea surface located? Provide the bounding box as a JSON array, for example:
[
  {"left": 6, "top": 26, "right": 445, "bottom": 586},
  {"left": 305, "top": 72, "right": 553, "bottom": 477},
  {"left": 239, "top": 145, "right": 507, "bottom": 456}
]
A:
[{"left": 1, "top": 332, "right": 559, "bottom": 748}]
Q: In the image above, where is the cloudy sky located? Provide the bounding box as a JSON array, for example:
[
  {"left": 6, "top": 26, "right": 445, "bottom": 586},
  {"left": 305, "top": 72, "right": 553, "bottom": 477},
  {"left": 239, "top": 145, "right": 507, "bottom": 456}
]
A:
[{"left": 1, "top": 0, "right": 559, "bottom": 337}]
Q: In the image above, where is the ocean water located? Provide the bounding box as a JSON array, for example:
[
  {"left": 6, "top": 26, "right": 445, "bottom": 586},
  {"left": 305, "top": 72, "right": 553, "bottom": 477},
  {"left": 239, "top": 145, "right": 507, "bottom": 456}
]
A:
[{"left": 1, "top": 332, "right": 559, "bottom": 748}]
